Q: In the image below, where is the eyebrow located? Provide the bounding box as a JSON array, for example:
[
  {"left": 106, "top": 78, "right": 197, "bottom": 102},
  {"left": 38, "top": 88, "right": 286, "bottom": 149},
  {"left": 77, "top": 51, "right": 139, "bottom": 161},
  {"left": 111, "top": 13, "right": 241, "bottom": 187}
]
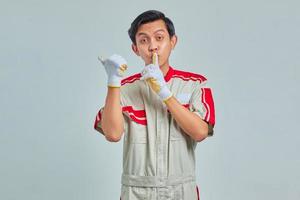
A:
[{"left": 137, "top": 29, "right": 166, "bottom": 37}]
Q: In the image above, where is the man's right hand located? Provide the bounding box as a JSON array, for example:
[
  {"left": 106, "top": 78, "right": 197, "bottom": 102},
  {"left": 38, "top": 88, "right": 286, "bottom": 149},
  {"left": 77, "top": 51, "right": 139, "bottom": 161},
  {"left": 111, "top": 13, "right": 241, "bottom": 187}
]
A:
[{"left": 98, "top": 54, "right": 128, "bottom": 88}]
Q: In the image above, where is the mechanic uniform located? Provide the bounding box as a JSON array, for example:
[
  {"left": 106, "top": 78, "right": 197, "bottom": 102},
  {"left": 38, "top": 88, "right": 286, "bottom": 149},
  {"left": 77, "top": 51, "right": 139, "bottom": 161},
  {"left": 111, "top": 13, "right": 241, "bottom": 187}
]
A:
[{"left": 94, "top": 66, "right": 215, "bottom": 200}]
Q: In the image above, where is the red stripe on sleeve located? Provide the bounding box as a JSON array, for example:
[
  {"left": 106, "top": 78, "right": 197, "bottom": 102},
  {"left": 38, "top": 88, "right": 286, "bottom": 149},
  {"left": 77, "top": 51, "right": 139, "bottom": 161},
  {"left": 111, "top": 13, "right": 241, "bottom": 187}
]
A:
[
  {"left": 94, "top": 110, "right": 102, "bottom": 130},
  {"left": 201, "top": 88, "right": 215, "bottom": 125}
]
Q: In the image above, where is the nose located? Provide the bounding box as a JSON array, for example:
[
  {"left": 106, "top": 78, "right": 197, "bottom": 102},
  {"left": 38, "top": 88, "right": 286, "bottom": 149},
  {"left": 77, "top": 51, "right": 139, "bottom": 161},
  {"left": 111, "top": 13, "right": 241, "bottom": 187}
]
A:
[{"left": 149, "top": 40, "right": 158, "bottom": 53}]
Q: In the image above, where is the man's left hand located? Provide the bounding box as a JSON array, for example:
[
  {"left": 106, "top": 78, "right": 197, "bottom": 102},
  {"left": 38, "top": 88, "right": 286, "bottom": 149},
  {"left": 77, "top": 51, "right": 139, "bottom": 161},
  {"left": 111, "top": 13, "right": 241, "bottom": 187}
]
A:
[{"left": 141, "top": 53, "right": 173, "bottom": 102}]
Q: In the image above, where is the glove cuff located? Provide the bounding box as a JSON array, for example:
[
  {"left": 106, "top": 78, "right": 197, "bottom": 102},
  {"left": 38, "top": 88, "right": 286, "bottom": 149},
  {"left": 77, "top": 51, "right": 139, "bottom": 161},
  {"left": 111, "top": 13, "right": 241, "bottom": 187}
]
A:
[
  {"left": 107, "top": 76, "right": 122, "bottom": 88},
  {"left": 158, "top": 86, "right": 173, "bottom": 102}
]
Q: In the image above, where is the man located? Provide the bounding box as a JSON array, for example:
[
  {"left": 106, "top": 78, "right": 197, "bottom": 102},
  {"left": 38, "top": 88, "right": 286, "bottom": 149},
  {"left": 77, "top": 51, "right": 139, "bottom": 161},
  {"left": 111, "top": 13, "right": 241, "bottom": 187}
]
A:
[{"left": 94, "top": 10, "right": 215, "bottom": 200}]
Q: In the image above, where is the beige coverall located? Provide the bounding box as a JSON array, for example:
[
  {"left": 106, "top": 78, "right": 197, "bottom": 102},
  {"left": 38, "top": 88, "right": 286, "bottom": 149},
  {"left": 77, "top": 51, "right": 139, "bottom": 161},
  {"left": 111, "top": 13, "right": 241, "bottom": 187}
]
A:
[{"left": 94, "top": 66, "right": 215, "bottom": 200}]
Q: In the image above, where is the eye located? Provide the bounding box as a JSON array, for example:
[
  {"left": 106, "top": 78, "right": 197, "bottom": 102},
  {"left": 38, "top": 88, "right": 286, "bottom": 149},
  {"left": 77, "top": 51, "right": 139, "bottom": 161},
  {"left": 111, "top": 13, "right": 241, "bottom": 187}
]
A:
[
  {"left": 156, "top": 35, "right": 164, "bottom": 41},
  {"left": 139, "top": 38, "right": 148, "bottom": 44}
]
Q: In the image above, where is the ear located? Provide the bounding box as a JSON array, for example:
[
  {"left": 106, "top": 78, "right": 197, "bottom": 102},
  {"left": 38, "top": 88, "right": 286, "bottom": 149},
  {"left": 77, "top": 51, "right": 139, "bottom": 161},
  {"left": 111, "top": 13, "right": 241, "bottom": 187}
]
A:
[
  {"left": 131, "top": 44, "right": 140, "bottom": 56},
  {"left": 170, "top": 35, "right": 178, "bottom": 50}
]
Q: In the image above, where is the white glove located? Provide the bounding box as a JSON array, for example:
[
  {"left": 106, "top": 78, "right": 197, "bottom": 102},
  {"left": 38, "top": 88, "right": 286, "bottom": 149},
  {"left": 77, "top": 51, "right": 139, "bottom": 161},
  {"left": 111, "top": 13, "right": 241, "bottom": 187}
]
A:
[
  {"left": 141, "top": 53, "right": 173, "bottom": 102},
  {"left": 98, "top": 54, "right": 128, "bottom": 88}
]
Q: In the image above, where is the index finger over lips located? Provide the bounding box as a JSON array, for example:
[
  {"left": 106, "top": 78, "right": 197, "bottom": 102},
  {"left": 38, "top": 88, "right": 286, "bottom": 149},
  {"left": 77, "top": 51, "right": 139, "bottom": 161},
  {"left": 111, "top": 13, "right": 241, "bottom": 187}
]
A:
[{"left": 152, "top": 53, "right": 159, "bottom": 66}]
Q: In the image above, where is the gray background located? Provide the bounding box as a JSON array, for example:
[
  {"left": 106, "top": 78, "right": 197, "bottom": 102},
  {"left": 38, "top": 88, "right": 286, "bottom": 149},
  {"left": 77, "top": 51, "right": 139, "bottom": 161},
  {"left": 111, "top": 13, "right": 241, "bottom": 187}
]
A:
[{"left": 1, "top": 0, "right": 299, "bottom": 199}]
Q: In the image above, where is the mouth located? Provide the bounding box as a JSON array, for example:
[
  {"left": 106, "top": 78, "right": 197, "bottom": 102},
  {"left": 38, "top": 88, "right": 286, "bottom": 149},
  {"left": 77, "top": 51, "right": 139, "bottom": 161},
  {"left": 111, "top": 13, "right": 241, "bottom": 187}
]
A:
[{"left": 145, "top": 54, "right": 160, "bottom": 64}]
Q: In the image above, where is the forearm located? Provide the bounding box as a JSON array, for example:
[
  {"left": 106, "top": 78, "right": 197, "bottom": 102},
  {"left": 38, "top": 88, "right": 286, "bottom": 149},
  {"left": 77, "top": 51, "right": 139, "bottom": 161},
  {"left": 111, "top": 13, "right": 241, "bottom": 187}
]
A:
[
  {"left": 165, "top": 96, "right": 208, "bottom": 141},
  {"left": 101, "top": 87, "right": 124, "bottom": 142}
]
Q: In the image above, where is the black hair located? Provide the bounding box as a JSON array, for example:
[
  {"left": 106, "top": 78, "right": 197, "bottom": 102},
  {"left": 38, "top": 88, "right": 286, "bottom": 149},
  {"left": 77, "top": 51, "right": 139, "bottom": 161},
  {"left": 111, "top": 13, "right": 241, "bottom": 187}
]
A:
[{"left": 128, "top": 10, "right": 175, "bottom": 44}]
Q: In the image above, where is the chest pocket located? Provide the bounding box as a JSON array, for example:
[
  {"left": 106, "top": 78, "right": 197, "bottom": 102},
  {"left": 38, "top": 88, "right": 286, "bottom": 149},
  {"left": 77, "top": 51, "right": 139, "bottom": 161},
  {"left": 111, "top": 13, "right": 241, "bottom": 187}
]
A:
[
  {"left": 122, "top": 105, "right": 147, "bottom": 143},
  {"left": 126, "top": 122, "right": 147, "bottom": 143}
]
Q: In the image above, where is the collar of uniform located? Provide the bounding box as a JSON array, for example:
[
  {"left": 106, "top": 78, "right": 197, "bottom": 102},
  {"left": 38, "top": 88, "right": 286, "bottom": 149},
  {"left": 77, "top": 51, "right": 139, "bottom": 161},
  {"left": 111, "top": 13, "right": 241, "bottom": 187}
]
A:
[{"left": 164, "top": 66, "right": 174, "bottom": 82}]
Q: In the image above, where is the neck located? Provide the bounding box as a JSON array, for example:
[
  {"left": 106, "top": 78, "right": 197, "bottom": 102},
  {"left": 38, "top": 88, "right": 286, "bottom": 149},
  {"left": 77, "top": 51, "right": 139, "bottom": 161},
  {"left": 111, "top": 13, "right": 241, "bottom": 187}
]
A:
[{"left": 160, "top": 61, "right": 170, "bottom": 76}]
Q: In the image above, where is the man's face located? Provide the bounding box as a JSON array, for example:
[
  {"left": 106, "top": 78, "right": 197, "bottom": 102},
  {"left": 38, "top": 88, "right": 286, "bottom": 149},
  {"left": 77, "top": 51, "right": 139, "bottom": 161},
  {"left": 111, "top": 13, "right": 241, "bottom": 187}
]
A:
[{"left": 132, "top": 19, "right": 177, "bottom": 67}]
